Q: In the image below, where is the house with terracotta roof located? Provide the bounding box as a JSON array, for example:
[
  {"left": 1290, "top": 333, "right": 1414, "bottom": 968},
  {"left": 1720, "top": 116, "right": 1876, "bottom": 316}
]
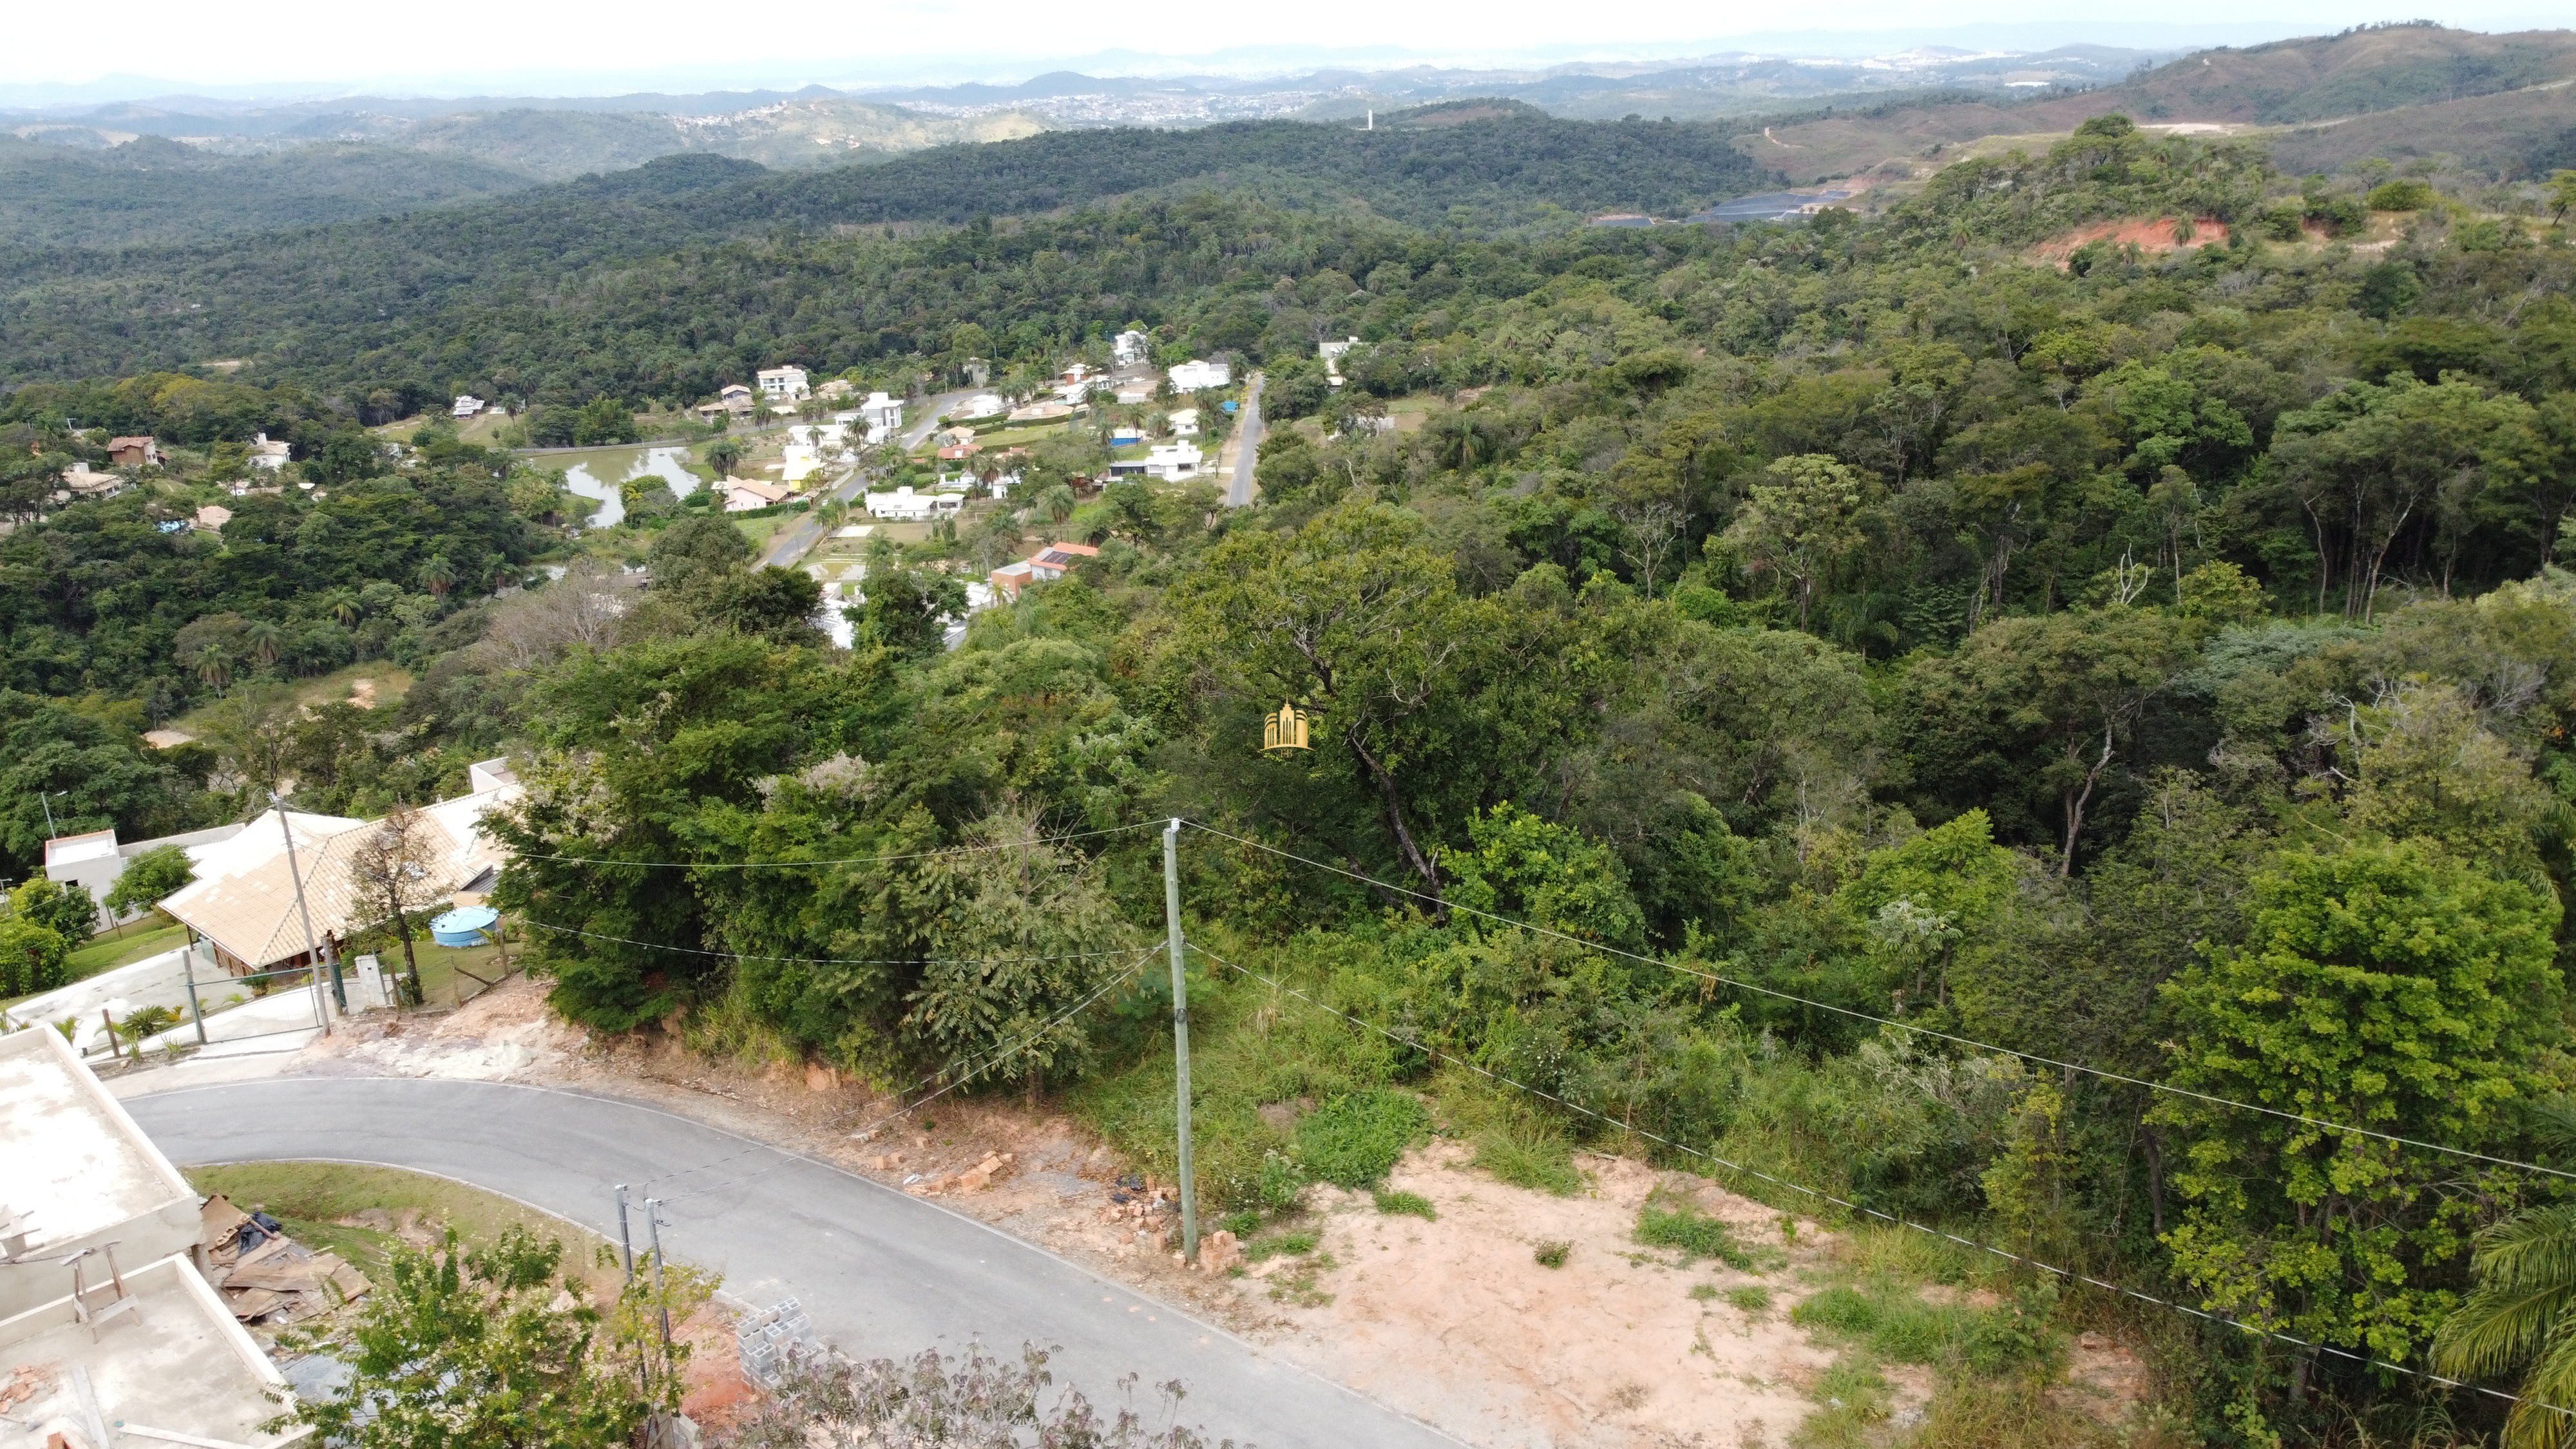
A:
[
  {"left": 155, "top": 786, "right": 517, "bottom": 978},
  {"left": 106, "top": 436, "right": 162, "bottom": 467},
  {"left": 989, "top": 540, "right": 1100, "bottom": 600}
]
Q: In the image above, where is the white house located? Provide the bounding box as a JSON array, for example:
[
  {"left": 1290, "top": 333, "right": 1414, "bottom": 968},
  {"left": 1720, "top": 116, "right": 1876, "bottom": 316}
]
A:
[
  {"left": 247, "top": 433, "right": 291, "bottom": 471},
  {"left": 1319, "top": 336, "right": 1359, "bottom": 365},
  {"left": 1053, "top": 379, "right": 1094, "bottom": 407},
  {"left": 860, "top": 392, "right": 904, "bottom": 445},
  {"left": 758, "top": 366, "right": 811, "bottom": 402},
  {"left": 864, "top": 486, "right": 965, "bottom": 521},
  {"left": 452, "top": 393, "right": 485, "bottom": 419},
  {"left": 1145, "top": 442, "right": 1203, "bottom": 480},
  {"left": 1113, "top": 329, "right": 1150, "bottom": 367},
  {"left": 780, "top": 444, "right": 821, "bottom": 484},
  {"left": 1168, "top": 407, "right": 1201, "bottom": 439},
  {"left": 44, "top": 822, "right": 248, "bottom": 928},
  {"left": 1169, "top": 359, "right": 1230, "bottom": 391}
]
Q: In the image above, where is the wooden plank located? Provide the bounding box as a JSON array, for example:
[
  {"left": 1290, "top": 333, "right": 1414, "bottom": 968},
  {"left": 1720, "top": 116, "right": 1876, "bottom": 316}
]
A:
[
  {"left": 222, "top": 1287, "right": 281, "bottom": 1320},
  {"left": 222, "top": 1266, "right": 319, "bottom": 1293}
]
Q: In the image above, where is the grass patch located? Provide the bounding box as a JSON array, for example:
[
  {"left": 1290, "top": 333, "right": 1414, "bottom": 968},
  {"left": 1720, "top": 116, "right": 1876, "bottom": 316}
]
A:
[
  {"left": 185, "top": 1161, "right": 613, "bottom": 1291},
  {"left": 1789, "top": 1276, "right": 2057, "bottom": 1375},
  {"left": 1372, "top": 1189, "right": 1436, "bottom": 1220},
  {"left": 1688, "top": 1282, "right": 1719, "bottom": 1302},
  {"left": 1533, "top": 1239, "right": 1570, "bottom": 1268},
  {"left": 1913, "top": 1374, "right": 2124, "bottom": 1449},
  {"left": 62, "top": 916, "right": 187, "bottom": 983},
  {"left": 1266, "top": 1253, "right": 1337, "bottom": 1307},
  {"left": 1791, "top": 1356, "right": 1893, "bottom": 1448},
  {"left": 1245, "top": 1229, "right": 1318, "bottom": 1262},
  {"left": 1293, "top": 1088, "right": 1428, "bottom": 1189},
  {"left": 1636, "top": 1197, "right": 1755, "bottom": 1269},
  {"left": 1472, "top": 1122, "right": 1583, "bottom": 1196},
  {"left": 1727, "top": 1284, "right": 1774, "bottom": 1314}
]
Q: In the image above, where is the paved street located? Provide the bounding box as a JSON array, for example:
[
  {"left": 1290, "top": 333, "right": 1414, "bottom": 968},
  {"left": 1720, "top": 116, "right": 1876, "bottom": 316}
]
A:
[
  {"left": 128, "top": 1077, "right": 1458, "bottom": 1448},
  {"left": 1227, "top": 374, "right": 1265, "bottom": 507},
  {"left": 758, "top": 388, "right": 975, "bottom": 569}
]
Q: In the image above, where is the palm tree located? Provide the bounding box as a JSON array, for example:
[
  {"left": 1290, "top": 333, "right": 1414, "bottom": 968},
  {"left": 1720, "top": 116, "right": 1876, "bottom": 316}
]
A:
[
  {"left": 419, "top": 554, "right": 455, "bottom": 597},
  {"left": 242, "top": 618, "right": 283, "bottom": 669},
  {"left": 2434, "top": 1207, "right": 2576, "bottom": 1446},
  {"left": 706, "top": 438, "right": 744, "bottom": 478},
  {"left": 2432, "top": 1101, "right": 2576, "bottom": 1446},
  {"left": 187, "top": 645, "right": 234, "bottom": 696},
  {"left": 325, "top": 590, "right": 361, "bottom": 627}
]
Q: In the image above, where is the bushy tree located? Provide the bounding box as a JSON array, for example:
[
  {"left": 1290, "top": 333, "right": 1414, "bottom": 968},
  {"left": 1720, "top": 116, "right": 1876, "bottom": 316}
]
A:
[
  {"left": 2155, "top": 838, "right": 2564, "bottom": 1390},
  {"left": 104, "top": 843, "right": 195, "bottom": 917}
]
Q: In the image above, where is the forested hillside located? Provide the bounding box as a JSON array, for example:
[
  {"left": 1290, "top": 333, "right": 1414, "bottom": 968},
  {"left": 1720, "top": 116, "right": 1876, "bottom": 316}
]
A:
[
  {"left": 0, "top": 106, "right": 1774, "bottom": 390},
  {"left": 0, "top": 133, "right": 542, "bottom": 246},
  {"left": 8, "top": 110, "right": 2576, "bottom": 1443}
]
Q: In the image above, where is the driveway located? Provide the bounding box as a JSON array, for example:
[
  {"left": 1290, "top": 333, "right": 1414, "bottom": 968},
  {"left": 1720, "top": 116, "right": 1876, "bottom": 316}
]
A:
[{"left": 128, "top": 1077, "right": 1456, "bottom": 1448}]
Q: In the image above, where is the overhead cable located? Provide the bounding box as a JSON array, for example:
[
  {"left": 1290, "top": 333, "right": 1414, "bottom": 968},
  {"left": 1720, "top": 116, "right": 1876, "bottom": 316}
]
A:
[
  {"left": 1184, "top": 939, "right": 2561, "bottom": 1422},
  {"left": 1178, "top": 819, "right": 2576, "bottom": 1185},
  {"left": 518, "top": 917, "right": 1154, "bottom": 969},
  {"left": 515, "top": 820, "right": 1160, "bottom": 870}
]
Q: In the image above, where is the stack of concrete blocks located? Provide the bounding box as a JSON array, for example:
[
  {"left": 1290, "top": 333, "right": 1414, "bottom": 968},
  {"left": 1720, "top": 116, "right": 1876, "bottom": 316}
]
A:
[{"left": 735, "top": 1296, "right": 820, "bottom": 1388}]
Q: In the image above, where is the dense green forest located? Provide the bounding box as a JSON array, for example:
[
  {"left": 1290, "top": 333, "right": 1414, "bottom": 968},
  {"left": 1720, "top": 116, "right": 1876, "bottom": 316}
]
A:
[
  {"left": 0, "top": 134, "right": 541, "bottom": 247},
  {"left": 0, "top": 105, "right": 1771, "bottom": 393},
  {"left": 10, "top": 109, "right": 2576, "bottom": 1443}
]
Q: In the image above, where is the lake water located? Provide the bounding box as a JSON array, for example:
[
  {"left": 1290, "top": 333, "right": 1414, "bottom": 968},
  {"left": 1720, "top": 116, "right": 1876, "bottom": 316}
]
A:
[{"left": 560, "top": 446, "right": 701, "bottom": 527}]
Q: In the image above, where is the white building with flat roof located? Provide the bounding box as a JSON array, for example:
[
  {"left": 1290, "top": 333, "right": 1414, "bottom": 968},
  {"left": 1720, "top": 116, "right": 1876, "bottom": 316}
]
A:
[
  {"left": 0, "top": 1027, "right": 311, "bottom": 1443},
  {"left": 1144, "top": 442, "right": 1203, "bottom": 480},
  {"left": 864, "top": 486, "right": 965, "bottom": 521},
  {"left": 859, "top": 391, "right": 904, "bottom": 444},
  {"left": 758, "top": 366, "right": 811, "bottom": 402},
  {"left": 1168, "top": 359, "right": 1230, "bottom": 392},
  {"left": 1114, "top": 329, "right": 1150, "bottom": 367}
]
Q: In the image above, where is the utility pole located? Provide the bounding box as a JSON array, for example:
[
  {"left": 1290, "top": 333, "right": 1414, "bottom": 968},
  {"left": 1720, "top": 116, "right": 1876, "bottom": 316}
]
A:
[
  {"left": 273, "top": 793, "right": 330, "bottom": 1036},
  {"left": 37, "top": 791, "right": 55, "bottom": 837},
  {"left": 615, "top": 1185, "right": 634, "bottom": 1282},
  {"left": 1162, "top": 819, "right": 1197, "bottom": 1264},
  {"left": 644, "top": 1197, "right": 674, "bottom": 1387}
]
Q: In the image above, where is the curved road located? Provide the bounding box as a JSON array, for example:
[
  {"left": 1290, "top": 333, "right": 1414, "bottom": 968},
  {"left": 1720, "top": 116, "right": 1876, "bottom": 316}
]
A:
[{"left": 128, "top": 1078, "right": 1453, "bottom": 1448}]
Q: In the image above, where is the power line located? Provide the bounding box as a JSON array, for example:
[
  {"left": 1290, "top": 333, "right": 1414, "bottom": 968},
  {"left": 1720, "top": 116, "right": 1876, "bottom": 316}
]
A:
[
  {"left": 1183, "top": 939, "right": 2560, "bottom": 1421},
  {"left": 515, "top": 820, "right": 1159, "bottom": 871},
  {"left": 640, "top": 949, "right": 1158, "bottom": 1199},
  {"left": 517, "top": 917, "right": 1152, "bottom": 969},
  {"left": 1179, "top": 819, "right": 2576, "bottom": 1186}
]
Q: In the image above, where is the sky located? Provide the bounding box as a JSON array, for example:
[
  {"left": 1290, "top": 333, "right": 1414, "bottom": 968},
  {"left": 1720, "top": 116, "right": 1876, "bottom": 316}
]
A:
[{"left": 3, "top": 1, "right": 2567, "bottom": 100}]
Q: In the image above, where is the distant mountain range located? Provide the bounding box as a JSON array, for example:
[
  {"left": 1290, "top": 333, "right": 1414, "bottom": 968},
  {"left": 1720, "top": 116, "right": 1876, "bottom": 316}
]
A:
[{"left": 1, "top": 24, "right": 2569, "bottom": 252}]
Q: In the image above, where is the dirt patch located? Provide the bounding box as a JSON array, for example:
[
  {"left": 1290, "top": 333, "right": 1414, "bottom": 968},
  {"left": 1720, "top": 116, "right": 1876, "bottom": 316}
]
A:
[
  {"left": 2031, "top": 216, "right": 2233, "bottom": 267},
  {"left": 1218, "top": 1144, "right": 1847, "bottom": 1449}
]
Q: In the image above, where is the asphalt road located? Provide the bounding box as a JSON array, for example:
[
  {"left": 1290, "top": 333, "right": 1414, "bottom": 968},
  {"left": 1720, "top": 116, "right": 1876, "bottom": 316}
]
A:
[
  {"left": 1227, "top": 374, "right": 1265, "bottom": 507},
  {"left": 758, "top": 388, "right": 976, "bottom": 569},
  {"left": 128, "top": 1077, "right": 1456, "bottom": 1448}
]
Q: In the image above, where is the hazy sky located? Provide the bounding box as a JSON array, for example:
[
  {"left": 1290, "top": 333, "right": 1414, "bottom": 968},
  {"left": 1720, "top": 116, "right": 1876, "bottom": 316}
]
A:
[{"left": 5, "top": 0, "right": 2565, "bottom": 96}]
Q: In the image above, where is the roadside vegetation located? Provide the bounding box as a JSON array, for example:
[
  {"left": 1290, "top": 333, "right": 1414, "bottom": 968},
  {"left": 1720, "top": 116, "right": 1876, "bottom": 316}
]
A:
[{"left": 6, "top": 104, "right": 2576, "bottom": 1443}]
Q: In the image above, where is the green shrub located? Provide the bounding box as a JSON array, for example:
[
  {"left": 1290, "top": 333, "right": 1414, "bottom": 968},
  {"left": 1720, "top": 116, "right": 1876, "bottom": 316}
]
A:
[
  {"left": 1533, "top": 1239, "right": 1570, "bottom": 1267},
  {"left": 2367, "top": 179, "right": 2436, "bottom": 212},
  {"left": 1471, "top": 1123, "right": 1583, "bottom": 1195},
  {"left": 1221, "top": 1210, "right": 1262, "bottom": 1236},
  {"left": 1635, "top": 1199, "right": 1753, "bottom": 1269},
  {"left": 1257, "top": 1150, "right": 1307, "bottom": 1213},
  {"left": 1293, "top": 1089, "right": 1428, "bottom": 1188},
  {"left": 1689, "top": 1282, "right": 1719, "bottom": 1301},
  {"left": 1725, "top": 1285, "right": 1773, "bottom": 1314},
  {"left": 1372, "top": 1189, "right": 1436, "bottom": 1220},
  {"left": 0, "top": 916, "right": 68, "bottom": 998}
]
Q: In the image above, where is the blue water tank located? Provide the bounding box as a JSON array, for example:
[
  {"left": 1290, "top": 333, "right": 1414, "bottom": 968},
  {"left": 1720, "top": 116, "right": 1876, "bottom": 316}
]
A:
[{"left": 429, "top": 905, "right": 500, "bottom": 948}]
